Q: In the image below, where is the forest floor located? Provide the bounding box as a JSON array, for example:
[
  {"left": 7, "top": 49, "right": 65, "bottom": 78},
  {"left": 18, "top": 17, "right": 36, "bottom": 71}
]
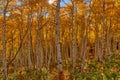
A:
[{"left": 0, "top": 52, "right": 120, "bottom": 80}]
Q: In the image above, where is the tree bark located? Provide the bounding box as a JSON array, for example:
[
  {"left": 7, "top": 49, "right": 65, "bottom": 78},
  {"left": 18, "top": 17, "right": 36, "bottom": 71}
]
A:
[
  {"left": 27, "top": 14, "right": 33, "bottom": 69},
  {"left": 95, "top": 20, "right": 99, "bottom": 60},
  {"left": 2, "top": 11, "right": 7, "bottom": 80},
  {"left": 99, "top": 0, "right": 105, "bottom": 63},
  {"left": 71, "top": 0, "right": 76, "bottom": 69},
  {"left": 35, "top": 7, "right": 43, "bottom": 70},
  {"left": 81, "top": 16, "right": 89, "bottom": 72},
  {"left": 2, "top": 0, "right": 10, "bottom": 79},
  {"left": 56, "top": 0, "right": 63, "bottom": 79}
]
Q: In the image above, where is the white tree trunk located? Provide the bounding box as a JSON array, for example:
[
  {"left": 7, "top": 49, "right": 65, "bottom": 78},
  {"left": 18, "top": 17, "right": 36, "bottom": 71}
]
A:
[
  {"left": 71, "top": 0, "right": 76, "bottom": 69},
  {"left": 56, "top": 0, "right": 62, "bottom": 74}
]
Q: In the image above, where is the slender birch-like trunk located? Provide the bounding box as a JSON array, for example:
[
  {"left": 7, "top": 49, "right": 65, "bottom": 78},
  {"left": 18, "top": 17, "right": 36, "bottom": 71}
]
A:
[
  {"left": 81, "top": 0, "right": 92, "bottom": 72},
  {"left": 95, "top": 21, "right": 99, "bottom": 60},
  {"left": 36, "top": 7, "right": 43, "bottom": 70},
  {"left": 56, "top": 0, "right": 63, "bottom": 79},
  {"left": 2, "top": 9, "right": 7, "bottom": 80},
  {"left": 100, "top": 0, "right": 105, "bottom": 63},
  {"left": 19, "top": 10, "right": 23, "bottom": 71},
  {"left": 2, "top": 0, "right": 10, "bottom": 79},
  {"left": 106, "top": 19, "right": 111, "bottom": 54},
  {"left": 81, "top": 16, "right": 89, "bottom": 72},
  {"left": 27, "top": 14, "right": 33, "bottom": 69},
  {"left": 71, "top": 0, "right": 76, "bottom": 69}
]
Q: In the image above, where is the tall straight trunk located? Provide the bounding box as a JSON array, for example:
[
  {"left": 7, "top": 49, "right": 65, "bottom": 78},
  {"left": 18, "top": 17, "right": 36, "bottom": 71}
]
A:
[
  {"left": 36, "top": 34, "right": 39, "bottom": 69},
  {"left": 45, "top": 29, "right": 48, "bottom": 68},
  {"left": 47, "top": 35, "right": 53, "bottom": 69},
  {"left": 36, "top": 7, "right": 43, "bottom": 70},
  {"left": 71, "top": 0, "right": 76, "bottom": 69},
  {"left": 56, "top": 0, "right": 62, "bottom": 79},
  {"left": 39, "top": 36, "right": 43, "bottom": 69},
  {"left": 106, "top": 18, "right": 111, "bottom": 54},
  {"left": 81, "top": 16, "right": 89, "bottom": 72},
  {"left": 80, "top": 0, "right": 92, "bottom": 71},
  {"left": 75, "top": 5, "right": 79, "bottom": 61},
  {"left": 2, "top": 0, "right": 10, "bottom": 79},
  {"left": 80, "top": 27, "right": 85, "bottom": 59},
  {"left": 27, "top": 14, "right": 33, "bottom": 69},
  {"left": 100, "top": 0, "right": 105, "bottom": 62},
  {"left": 95, "top": 21, "right": 99, "bottom": 60},
  {"left": 19, "top": 10, "right": 23, "bottom": 71},
  {"left": 27, "top": 34, "right": 33, "bottom": 69},
  {"left": 9, "top": 32, "right": 14, "bottom": 60},
  {"left": 19, "top": 24, "right": 23, "bottom": 71},
  {"left": 36, "top": 33, "right": 43, "bottom": 69},
  {"left": 2, "top": 10, "right": 7, "bottom": 80}
]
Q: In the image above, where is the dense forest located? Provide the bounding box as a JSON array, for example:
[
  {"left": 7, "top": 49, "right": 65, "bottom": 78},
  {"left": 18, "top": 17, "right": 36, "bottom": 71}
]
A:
[{"left": 0, "top": 0, "right": 120, "bottom": 80}]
